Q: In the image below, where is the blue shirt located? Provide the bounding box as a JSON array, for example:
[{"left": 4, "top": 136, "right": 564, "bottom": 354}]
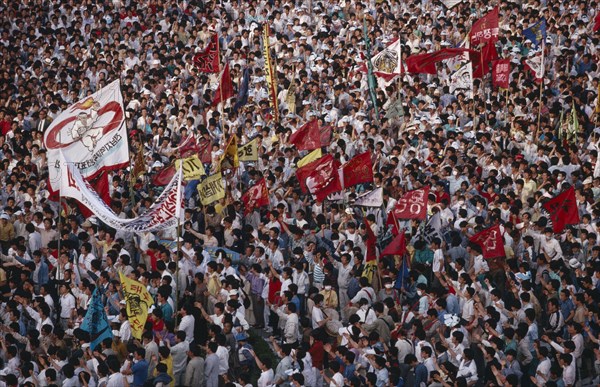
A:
[
  {"left": 131, "top": 359, "right": 149, "bottom": 387},
  {"left": 446, "top": 294, "right": 460, "bottom": 315}
]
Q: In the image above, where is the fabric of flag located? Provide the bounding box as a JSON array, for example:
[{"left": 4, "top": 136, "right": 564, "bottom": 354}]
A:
[
  {"left": 297, "top": 149, "right": 322, "bottom": 168},
  {"left": 119, "top": 272, "right": 154, "bottom": 340},
  {"left": 450, "top": 62, "right": 473, "bottom": 98},
  {"left": 385, "top": 98, "right": 404, "bottom": 120},
  {"left": 370, "top": 38, "right": 402, "bottom": 81},
  {"left": 80, "top": 289, "right": 113, "bottom": 350},
  {"left": 198, "top": 173, "right": 225, "bottom": 205},
  {"left": 151, "top": 165, "right": 176, "bottom": 186},
  {"left": 241, "top": 178, "right": 269, "bottom": 214},
  {"left": 523, "top": 18, "right": 547, "bottom": 48},
  {"left": 406, "top": 48, "right": 474, "bottom": 74},
  {"left": 363, "top": 18, "right": 379, "bottom": 119},
  {"left": 394, "top": 186, "right": 430, "bottom": 220},
  {"left": 219, "top": 135, "right": 239, "bottom": 171},
  {"left": 542, "top": 187, "right": 580, "bottom": 233},
  {"left": 595, "top": 12, "right": 600, "bottom": 32},
  {"left": 472, "top": 42, "right": 498, "bottom": 78},
  {"left": 469, "top": 225, "right": 506, "bottom": 259},
  {"left": 295, "top": 154, "right": 342, "bottom": 201},
  {"left": 524, "top": 50, "right": 544, "bottom": 82},
  {"left": 211, "top": 62, "right": 234, "bottom": 106},
  {"left": 132, "top": 146, "right": 146, "bottom": 178},
  {"left": 386, "top": 211, "right": 399, "bottom": 236},
  {"left": 193, "top": 34, "right": 220, "bottom": 73},
  {"left": 567, "top": 102, "right": 580, "bottom": 144},
  {"left": 381, "top": 232, "right": 407, "bottom": 257},
  {"left": 413, "top": 212, "right": 443, "bottom": 244},
  {"left": 354, "top": 187, "right": 383, "bottom": 207},
  {"left": 233, "top": 68, "right": 250, "bottom": 113},
  {"left": 320, "top": 125, "right": 333, "bottom": 147},
  {"left": 198, "top": 138, "right": 212, "bottom": 164},
  {"left": 362, "top": 224, "right": 379, "bottom": 282},
  {"left": 285, "top": 80, "right": 296, "bottom": 114},
  {"left": 469, "top": 7, "right": 499, "bottom": 46},
  {"left": 175, "top": 155, "right": 206, "bottom": 181},
  {"left": 289, "top": 119, "right": 321, "bottom": 151},
  {"left": 263, "top": 24, "right": 279, "bottom": 122},
  {"left": 237, "top": 138, "right": 258, "bottom": 162},
  {"left": 342, "top": 151, "right": 373, "bottom": 187},
  {"left": 442, "top": 0, "right": 463, "bottom": 8},
  {"left": 492, "top": 59, "right": 511, "bottom": 88}
]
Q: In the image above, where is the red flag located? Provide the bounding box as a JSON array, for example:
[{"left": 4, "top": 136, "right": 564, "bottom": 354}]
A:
[
  {"left": 406, "top": 48, "right": 474, "bottom": 74},
  {"left": 492, "top": 59, "right": 511, "bottom": 88},
  {"left": 342, "top": 151, "right": 373, "bottom": 187},
  {"left": 595, "top": 13, "right": 600, "bottom": 32},
  {"left": 289, "top": 119, "right": 321, "bottom": 151},
  {"left": 241, "top": 179, "right": 269, "bottom": 214},
  {"left": 198, "top": 138, "right": 212, "bottom": 164},
  {"left": 212, "top": 63, "right": 234, "bottom": 106},
  {"left": 472, "top": 42, "right": 498, "bottom": 78},
  {"left": 542, "top": 187, "right": 580, "bottom": 233},
  {"left": 393, "top": 186, "right": 430, "bottom": 220},
  {"left": 365, "top": 223, "right": 378, "bottom": 262},
  {"left": 193, "top": 35, "right": 220, "bottom": 73},
  {"left": 78, "top": 172, "right": 111, "bottom": 218},
  {"left": 320, "top": 125, "right": 333, "bottom": 147},
  {"left": 469, "top": 225, "right": 506, "bottom": 259},
  {"left": 386, "top": 211, "right": 399, "bottom": 236},
  {"left": 151, "top": 165, "right": 176, "bottom": 186},
  {"left": 178, "top": 135, "right": 201, "bottom": 158},
  {"left": 295, "top": 154, "right": 342, "bottom": 201},
  {"left": 469, "top": 7, "right": 499, "bottom": 46},
  {"left": 381, "top": 232, "right": 406, "bottom": 257}
]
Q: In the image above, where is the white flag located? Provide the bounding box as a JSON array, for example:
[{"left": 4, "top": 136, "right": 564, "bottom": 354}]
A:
[
  {"left": 60, "top": 158, "right": 183, "bottom": 232},
  {"left": 371, "top": 39, "right": 402, "bottom": 79},
  {"left": 44, "top": 80, "right": 129, "bottom": 192},
  {"left": 524, "top": 51, "right": 545, "bottom": 80},
  {"left": 354, "top": 188, "right": 384, "bottom": 207},
  {"left": 450, "top": 62, "right": 473, "bottom": 99},
  {"left": 442, "top": 0, "right": 463, "bottom": 8}
]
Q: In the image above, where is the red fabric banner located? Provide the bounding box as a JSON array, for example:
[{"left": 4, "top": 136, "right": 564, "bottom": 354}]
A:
[
  {"left": 470, "top": 225, "right": 506, "bottom": 259},
  {"left": 393, "top": 186, "right": 430, "bottom": 220},
  {"left": 289, "top": 120, "right": 321, "bottom": 151},
  {"left": 542, "top": 187, "right": 580, "bottom": 233},
  {"left": 342, "top": 151, "right": 373, "bottom": 187}
]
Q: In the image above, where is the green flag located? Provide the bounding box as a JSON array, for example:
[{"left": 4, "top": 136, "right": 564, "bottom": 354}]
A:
[{"left": 568, "top": 101, "right": 579, "bottom": 144}]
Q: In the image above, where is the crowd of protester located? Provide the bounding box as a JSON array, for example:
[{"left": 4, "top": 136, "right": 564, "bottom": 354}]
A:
[{"left": 0, "top": 0, "right": 600, "bottom": 386}]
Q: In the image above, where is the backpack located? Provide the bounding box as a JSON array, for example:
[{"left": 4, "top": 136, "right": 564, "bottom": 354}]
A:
[{"left": 347, "top": 277, "right": 360, "bottom": 300}]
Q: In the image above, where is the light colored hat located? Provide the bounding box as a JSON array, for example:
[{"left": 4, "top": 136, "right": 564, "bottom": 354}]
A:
[
  {"left": 345, "top": 208, "right": 354, "bottom": 215},
  {"left": 583, "top": 177, "right": 593, "bottom": 185},
  {"left": 568, "top": 258, "right": 581, "bottom": 269}
]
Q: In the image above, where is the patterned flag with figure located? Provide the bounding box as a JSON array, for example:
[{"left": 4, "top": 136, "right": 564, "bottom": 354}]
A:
[
  {"left": 80, "top": 289, "right": 113, "bottom": 350},
  {"left": 524, "top": 50, "right": 545, "bottom": 83},
  {"left": 119, "top": 272, "right": 154, "bottom": 340},
  {"left": 450, "top": 62, "right": 473, "bottom": 98},
  {"left": 370, "top": 39, "right": 403, "bottom": 81}
]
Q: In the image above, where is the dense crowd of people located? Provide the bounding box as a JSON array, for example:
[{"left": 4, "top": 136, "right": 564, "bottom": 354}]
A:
[{"left": 0, "top": 0, "right": 600, "bottom": 386}]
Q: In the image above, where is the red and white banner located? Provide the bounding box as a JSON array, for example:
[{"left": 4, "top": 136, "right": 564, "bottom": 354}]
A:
[
  {"left": 60, "top": 158, "right": 183, "bottom": 232},
  {"left": 295, "top": 154, "right": 342, "bottom": 202},
  {"left": 371, "top": 39, "right": 403, "bottom": 81},
  {"left": 193, "top": 34, "right": 220, "bottom": 73},
  {"left": 44, "top": 80, "right": 129, "bottom": 192},
  {"left": 241, "top": 179, "right": 269, "bottom": 214},
  {"left": 469, "top": 7, "right": 499, "bottom": 46},
  {"left": 393, "top": 186, "right": 430, "bottom": 220}
]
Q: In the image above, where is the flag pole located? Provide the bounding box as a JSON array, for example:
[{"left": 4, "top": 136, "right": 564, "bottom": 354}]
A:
[{"left": 534, "top": 42, "right": 545, "bottom": 141}]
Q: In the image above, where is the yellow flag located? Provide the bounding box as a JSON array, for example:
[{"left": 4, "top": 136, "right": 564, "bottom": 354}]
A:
[
  {"left": 119, "top": 272, "right": 154, "bottom": 340},
  {"left": 198, "top": 172, "right": 225, "bottom": 205},
  {"left": 175, "top": 154, "right": 206, "bottom": 181},
  {"left": 297, "top": 148, "right": 322, "bottom": 168},
  {"left": 361, "top": 260, "right": 377, "bottom": 283},
  {"left": 237, "top": 138, "right": 258, "bottom": 162},
  {"left": 219, "top": 136, "right": 239, "bottom": 171}
]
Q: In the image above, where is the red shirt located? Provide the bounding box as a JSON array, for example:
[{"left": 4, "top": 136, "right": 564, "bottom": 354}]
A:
[{"left": 309, "top": 340, "right": 325, "bottom": 369}]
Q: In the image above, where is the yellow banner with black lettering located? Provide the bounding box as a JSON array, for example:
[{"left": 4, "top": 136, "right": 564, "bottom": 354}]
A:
[
  {"left": 175, "top": 154, "right": 205, "bottom": 181},
  {"left": 119, "top": 272, "right": 154, "bottom": 340},
  {"left": 237, "top": 138, "right": 258, "bottom": 162},
  {"left": 297, "top": 148, "right": 322, "bottom": 168},
  {"left": 198, "top": 172, "right": 225, "bottom": 205},
  {"left": 218, "top": 136, "right": 239, "bottom": 172}
]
